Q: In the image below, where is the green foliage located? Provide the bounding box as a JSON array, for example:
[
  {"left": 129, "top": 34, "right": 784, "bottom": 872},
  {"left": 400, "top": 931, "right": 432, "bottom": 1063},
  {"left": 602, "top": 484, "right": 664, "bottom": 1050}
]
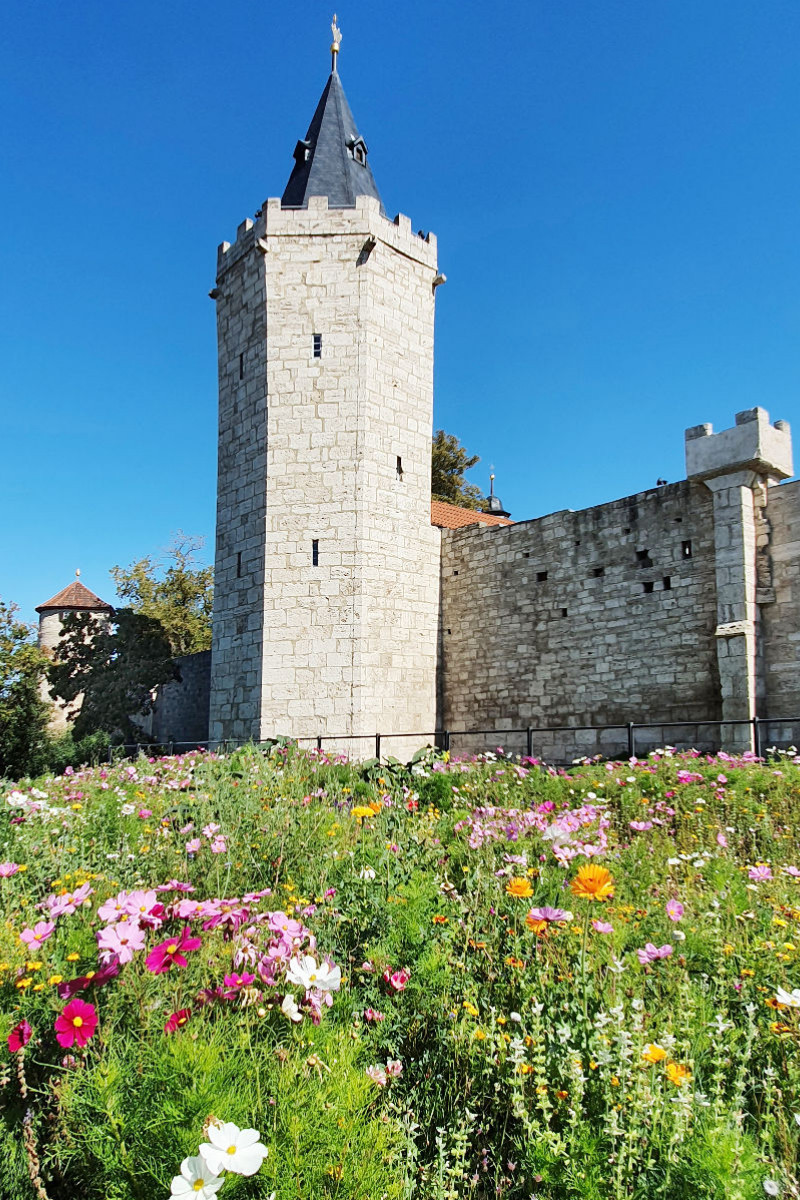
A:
[
  {"left": 110, "top": 533, "right": 213, "bottom": 655},
  {"left": 47, "top": 608, "right": 177, "bottom": 741},
  {"left": 0, "top": 598, "right": 50, "bottom": 779},
  {"left": 431, "top": 429, "right": 486, "bottom": 510},
  {"left": 0, "top": 746, "right": 799, "bottom": 1199},
  {"left": 42, "top": 729, "right": 111, "bottom": 773}
]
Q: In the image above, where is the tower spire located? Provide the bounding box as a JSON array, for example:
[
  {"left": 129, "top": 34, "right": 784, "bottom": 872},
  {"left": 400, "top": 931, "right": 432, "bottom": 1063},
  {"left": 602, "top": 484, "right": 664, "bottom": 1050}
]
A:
[{"left": 330, "top": 13, "right": 342, "bottom": 74}]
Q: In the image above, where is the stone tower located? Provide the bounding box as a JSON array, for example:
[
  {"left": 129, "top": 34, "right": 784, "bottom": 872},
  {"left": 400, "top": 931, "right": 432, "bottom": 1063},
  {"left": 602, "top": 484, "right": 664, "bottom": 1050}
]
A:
[
  {"left": 35, "top": 573, "right": 113, "bottom": 732},
  {"left": 209, "top": 23, "right": 442, "bottom": 752}
]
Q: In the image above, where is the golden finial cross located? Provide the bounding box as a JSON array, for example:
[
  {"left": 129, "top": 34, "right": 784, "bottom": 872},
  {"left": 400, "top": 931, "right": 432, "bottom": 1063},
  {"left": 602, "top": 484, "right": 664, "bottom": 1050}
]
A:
[{"left": 330, "top": 13, "right": 342, "bottom": 73}]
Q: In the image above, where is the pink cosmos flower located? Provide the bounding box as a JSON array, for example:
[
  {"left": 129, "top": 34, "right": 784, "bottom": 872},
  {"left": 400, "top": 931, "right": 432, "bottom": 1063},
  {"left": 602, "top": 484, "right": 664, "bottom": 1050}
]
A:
[
  {"left": 137, "top": 809, "right": 152, "bottom": 819},
  {"left": 717, "top": 832, "right": 728, "bottom": 848},
  {"left": 0, "top": 862, "right": 20, "bottom": 878},
  {"left": 124, "top": 889, "right": 159, "bottom": 920},
  {"left": 364, "top": 1008, "right": 385, "bottom": 1022},
  {"left": 20, "top": 921, "right": 56, "bottom": 948},
  {"left": 145, "top": 927, "right": 202, "bottom": 974},
  {"left": 366, "top": 1065, "right": 388, "bottom": 1086},
  {"left": 185, "top": 838, "right": 202, "bottom": 854},
  {"left": 386, "top": 1059, "right": 402, "bottom": 1078},
  {"left": 383, "top": 968, "right": 411, "bottom": 992},
  {"left": 164, "top": 1008, "right": 192, "bottom": 1034},
  {"left": 55, "top": 999, "right": 97, "bottom": 1049},
  {"left": 209, "top": 837, "right": 227, "bottom": 854},
  {"left": 748, "top": 864, "right": 772, "bottom": 882},
  {"left": 592, "top": 920, "right": 614, "bottom": 934},
  {"left": 97, "top": 892, "right": 131, "bottom": 923},
  {"left": 268, "top": 912, "right": 305, "bottom": 940},
  {"left": 782, "top": 865, "right": 800, "bottom": 878},
  {"left": 7, "top": 1020, "right": 32, "bottom": 1053},
  {"left": 629, "top": 821, "right": 653, "bottom": 832},
  {"left": 636, "top": 943, "right": 673, "bottom": 965},
  {"left": 527, "top": 906, "right": 572, "bottom": 925},
  {"left": 155, "top": 880, "right": 195, "bottom": 893},
  {"left": 202, "top": 823, "right": 221, "bottom": 838},
  {"left": 666, "top": 900, "right": 684, "bottom": 922},
  {"left": 97, "top": 921, "right": 146, "bottom": 964}
]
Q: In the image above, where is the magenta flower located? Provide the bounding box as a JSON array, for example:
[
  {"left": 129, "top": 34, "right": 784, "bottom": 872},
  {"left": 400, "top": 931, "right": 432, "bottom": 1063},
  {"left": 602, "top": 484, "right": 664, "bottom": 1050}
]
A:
[
  {"left": 145, "top": 927, "right": 202, "bottom": 974},
  {"left": 364, "top": 1008, "right": 385, "bottom": 1022},
  {"left": 666, "top": 900, "right": 684, "bottom": 922},
  {"left": 592, "top": 920, "right": 614, "bottom": 934},
  {"left": 57, "top": 958, "right": 121, "bottom": 1000},
  {"left": 164, "top": 1008, "right": 192, "bottom": 1034},
  {"left": 223, "top": 972, "right": 256, "bottom": 989},
  {"left": 20, "top": 921, "right": 55, "bottom": 948},
  {"left": 268, "top": 912, "right": 305, "bottom": 939},
  {"left": 0, "top": 862, "right": 20, "bottom": 878},
  {"left": 137, "top": 809, "right": 152, "bottom": 819},
  {"left": 55, "top": 999, "right": 97, "bottom": 1049},
  {"left": 97, "top": 921, "right": 146, "bottom": 965},
  {"left": 748, "top": 864, "right": 772, "bottom": 882},
  {"left": 7, "top": 1020, "right": 32, "bottom": 1053}
]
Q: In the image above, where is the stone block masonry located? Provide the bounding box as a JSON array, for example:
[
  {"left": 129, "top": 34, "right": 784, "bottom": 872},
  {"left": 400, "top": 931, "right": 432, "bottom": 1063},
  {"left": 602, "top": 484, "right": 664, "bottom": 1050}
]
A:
[
  {"left": 439, "top": 481, "right": 721, "bottom": 759},
  {"left": 209, "top": 196, "right": 442, "bottom": 749}
]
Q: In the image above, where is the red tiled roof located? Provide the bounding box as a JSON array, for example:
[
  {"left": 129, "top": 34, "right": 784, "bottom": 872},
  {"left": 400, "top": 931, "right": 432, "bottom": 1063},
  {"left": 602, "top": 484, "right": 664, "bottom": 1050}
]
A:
[
  {"left": 36, "top": 581, "right": 113, "bottom": 613},
  {"left": 430, "top": 499, "right": 514, "bottom": 530}
]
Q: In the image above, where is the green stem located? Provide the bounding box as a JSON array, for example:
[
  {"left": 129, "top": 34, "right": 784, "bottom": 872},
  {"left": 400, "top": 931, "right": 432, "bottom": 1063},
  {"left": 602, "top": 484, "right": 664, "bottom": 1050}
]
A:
[{"left": 580, "top": 905, "right": 591, "bottom": 1028}]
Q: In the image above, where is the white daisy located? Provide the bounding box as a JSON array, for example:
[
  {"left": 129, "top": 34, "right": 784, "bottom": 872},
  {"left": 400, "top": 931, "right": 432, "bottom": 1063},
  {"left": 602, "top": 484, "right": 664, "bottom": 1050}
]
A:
[{"left": 170, "top": 1155, "right": 224, "bottom": 1199}]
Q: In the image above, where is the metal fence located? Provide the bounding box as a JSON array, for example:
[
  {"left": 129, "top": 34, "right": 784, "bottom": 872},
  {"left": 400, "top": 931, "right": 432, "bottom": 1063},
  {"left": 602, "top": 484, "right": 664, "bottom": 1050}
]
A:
[{"left": 111, "top": 714, "right": 800, "bottom": 766}]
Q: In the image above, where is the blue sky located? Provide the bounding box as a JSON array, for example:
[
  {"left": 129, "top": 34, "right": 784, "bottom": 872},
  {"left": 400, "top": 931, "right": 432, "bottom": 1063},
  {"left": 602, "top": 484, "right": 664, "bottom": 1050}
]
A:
[{"left": 3, "top": 0, "right": 799, "bottom": 620}]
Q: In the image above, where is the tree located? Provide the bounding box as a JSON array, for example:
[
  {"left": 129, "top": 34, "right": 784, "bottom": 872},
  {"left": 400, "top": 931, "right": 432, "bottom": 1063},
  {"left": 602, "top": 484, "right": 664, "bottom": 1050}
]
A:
[
  {"left": 110, "top": 533, "right": 213, "bottom": 655},
  {"left": 48, "top": 609, "right": 178, "bottom": 742},
  {"left": 0, "top": 600, "right": 51, "bottom": 779},
  {"left": 431, "top": 430, "right": 487, "bottom": 511}
]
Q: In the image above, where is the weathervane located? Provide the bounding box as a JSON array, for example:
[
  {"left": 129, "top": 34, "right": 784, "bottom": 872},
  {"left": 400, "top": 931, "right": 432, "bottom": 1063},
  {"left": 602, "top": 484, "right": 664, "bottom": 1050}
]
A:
[{"left": 330, "top": 13, "right": 342, "bottom": 73}]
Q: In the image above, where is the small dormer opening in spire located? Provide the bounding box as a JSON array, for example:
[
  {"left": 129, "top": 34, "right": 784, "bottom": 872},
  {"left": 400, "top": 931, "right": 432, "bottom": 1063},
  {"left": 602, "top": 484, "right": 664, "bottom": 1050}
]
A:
[{"left": 281, "top": 16, "right": 385, "bottom": 212}]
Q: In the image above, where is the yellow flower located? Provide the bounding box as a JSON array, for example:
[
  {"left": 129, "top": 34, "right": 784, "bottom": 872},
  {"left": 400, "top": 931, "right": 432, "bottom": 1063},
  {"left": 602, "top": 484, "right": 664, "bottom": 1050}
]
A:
[
  {"left": 432, "top": 915, "right": 448, "bottom": 925},
  {"left": 48, "top": 975, "right": 63, "bottom": 986},
  {"left": 610, "top": 1076, "right": 620, "bottom": 1087},
  {"left": 505, "top": 955, "right": 525, "bottom": 969},
  {"left": 473, "top": 1028, "right": 486, "bottom": 1041},
  {"left": 326, "top": 1165, "right": 343, "bottom": 1181},
  {"left": 66, "top": 953, "right": 80, "bottom": 962},
  {"left": 463, "top": 1001, "right": 479, "bottom": 1016},
  {"left": 570, "top": 864, "right": 615, "bottom": 902},
  {"left": 665, "top": 1061, "right": 691, "bottom": 1087},
  {"left": 351, "top": 806, "right": 374, "bottom": 821},
  {"left": 16, "top": 978, "right": 32, "bottom": 990},
  {"left": 26, "top": 961, "right": 42, "bottom": 972},
  {"left": 642, "top": 1043, "right": 668, "bottom": 1064},
  {"left": 506, "top": 877, "right": 534, "bottom": 899}
]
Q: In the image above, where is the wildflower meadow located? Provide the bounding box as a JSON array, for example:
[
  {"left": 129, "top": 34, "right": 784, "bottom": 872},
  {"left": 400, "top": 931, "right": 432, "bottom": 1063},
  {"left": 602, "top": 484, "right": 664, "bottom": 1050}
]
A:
[{"left": 1, "top": 743, "right": 799, "bottom": 1199}]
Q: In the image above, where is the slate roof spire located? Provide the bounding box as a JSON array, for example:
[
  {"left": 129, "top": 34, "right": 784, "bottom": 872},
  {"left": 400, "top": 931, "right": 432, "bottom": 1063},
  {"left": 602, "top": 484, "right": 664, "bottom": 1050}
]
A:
[{"left": 281, "top": 16, "right": 384, "bottom": 212}]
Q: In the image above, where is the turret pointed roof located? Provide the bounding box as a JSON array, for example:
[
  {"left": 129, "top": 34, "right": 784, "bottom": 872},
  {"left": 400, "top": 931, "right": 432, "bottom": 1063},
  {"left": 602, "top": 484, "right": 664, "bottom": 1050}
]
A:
[
  {"left": 36, "top": 580, "right": 113, "bottom": 614},
  {"left": 281, "top": 70, "right": 384, "bottom": 211}
]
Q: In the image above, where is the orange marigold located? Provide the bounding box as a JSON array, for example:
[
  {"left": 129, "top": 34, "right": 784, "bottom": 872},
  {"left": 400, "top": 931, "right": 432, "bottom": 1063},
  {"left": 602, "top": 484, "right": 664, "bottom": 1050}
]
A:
[
  {"left": 570, "top": 863, "right": 614, "bottom": 902},
  {"left": 665, "top": 1060, "right": 691, "bottom": 1087},
  {"left": 506, "top": 877, "right": 534, "bottom": 899},
  {"left": 642, "top": 1043, "right": 668, "bottom": 1064}
]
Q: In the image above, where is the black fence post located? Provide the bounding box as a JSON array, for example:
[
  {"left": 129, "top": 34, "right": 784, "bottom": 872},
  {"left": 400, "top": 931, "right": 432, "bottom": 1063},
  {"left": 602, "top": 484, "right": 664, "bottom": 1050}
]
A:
[
  {"left": 753, "top": 716, "right": 762, "bottom": 759},
  {"left": 526, "top": 727, "right": 533, "bottom": 758},
  {"left": 627, "top": 722, "right": 636, "bottom": 758},
  {"left": 443, "top": 729, "right": 451, "bottom": 753},
  {"left": 316, "top": 734, "right": 322, "bottom": 752},
  {"left": 375, "top": 732, "right": 381, "bottom": 761}
]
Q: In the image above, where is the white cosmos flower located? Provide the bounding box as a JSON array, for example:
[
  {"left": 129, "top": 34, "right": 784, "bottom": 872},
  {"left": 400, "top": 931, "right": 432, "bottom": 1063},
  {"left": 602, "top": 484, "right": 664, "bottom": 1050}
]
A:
[
  {"left": 775, "top": 987, "right": 800, "bottom": 1008},
  {"left": 170, "top": 1155, "right": 224, "bottom": 1199},
  {"left": 199, "top": 1121, "right": 268, "bottom": 1177},
  {"left": 286, "top": 954, "right": 342, "bottom": 992},
  {"left": 281, "top": 993, "right": 302, "bottom": 1023}
]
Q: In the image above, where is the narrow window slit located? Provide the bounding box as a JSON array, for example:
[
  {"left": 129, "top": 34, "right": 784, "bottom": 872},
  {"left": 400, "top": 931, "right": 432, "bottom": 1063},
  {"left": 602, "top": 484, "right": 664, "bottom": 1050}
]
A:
[
  {"left": 663, "top": 576, "right": 672, "bottom": 590},
  {"left": 396, "top": 456, "right": 403, "bottom": 479},
  {"left": 312, "top": 540, "right": 319, "bottom": 566},
  {"left": 313, "top": 333, "right": 322, "bottom": 359},
  {"left": 236, "top": 551, "right": 243, "bottom": 578},
  {"left": 682, "top": 540, "right": 692, "bottom": 559},
  {"left": 239, "top": 353, "right": 244, "bottom": 379}
]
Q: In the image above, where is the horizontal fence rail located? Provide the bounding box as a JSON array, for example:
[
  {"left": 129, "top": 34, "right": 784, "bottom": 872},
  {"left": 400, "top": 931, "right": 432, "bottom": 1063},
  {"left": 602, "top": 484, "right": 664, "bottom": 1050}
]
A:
[{"left": 110, "top": 715, "right": 800, "bottom": 766}]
